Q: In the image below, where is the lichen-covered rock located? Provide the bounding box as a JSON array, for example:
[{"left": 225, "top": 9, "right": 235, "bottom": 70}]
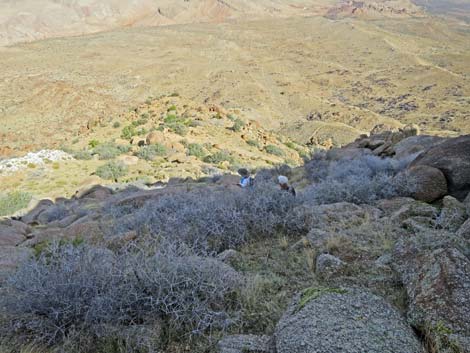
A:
[
  {"left": 410, "top": 135, "right": 470, "bottom": 200},
  {"left": 401, "top": 165, "right": 448, "bottom": 203},
  {"left": 457, "top": 219, "right": 470, "bottom": 240},
  {"left": 438, "top": 196, "right": 468, "bottom": 231},
  {"left": 393, "top": 233, "right": 470, "bottom": 352},
  {"left": 390, "top": 202, "right": 438, "bottom": 225},
  {"left": 218, "top": 334, "right": 273, "bottom": 353},
  {"left": 275, "top": 287, "right": 423, "bottom": 353},
  {"left": 315, "top": 253, "right": 346, "bottom": 278}
]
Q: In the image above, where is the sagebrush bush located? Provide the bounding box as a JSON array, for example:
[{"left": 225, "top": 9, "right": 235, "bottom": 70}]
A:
[
  {"left": 0, "top": 191, "right": 32, "bottom": 216},
  {"left": 135, "top": 144, "right": 166, "bottom": 160},
  {"left": 121, "top": 125, "right": 137, "bottom": 139},
  {"left": 111, "top": 182, "right": 298, "bottom": 254},
  {"left": 187, "top": 143, "right": 206, "bottom": 159},
  {"left": 92, "top": 143, "right": 122, "bottom": 160},
  {"left": 265, "top": 145, "right": 285, "bottom": 157},
  {"left": 203, "top": 151, "right": 234, "bottom": 164},
  {"left": 0, "top": 242, "right": 241, "bottom": 350},
  {"left": 230, "top": 118, "right": 245, "bottom": 132},
  {"left": 302, "top": 153, "right": 417, "bottom": 205},
  {"left": 72, "top": 149, "right": 93, "bottom": 160},
  {"left": 96, "top": 161, "right": 128, "bottom": 180}
]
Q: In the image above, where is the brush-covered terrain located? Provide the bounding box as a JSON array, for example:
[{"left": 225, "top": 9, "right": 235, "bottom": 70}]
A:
[
  {"left": 1, "top": 129, "right": 470, "bottom": 353},
  {"left": 1, "top": 1, "right": 470, "bottom": 353}
]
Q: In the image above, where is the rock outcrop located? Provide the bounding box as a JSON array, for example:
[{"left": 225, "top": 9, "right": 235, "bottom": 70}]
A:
[
  {"left": 410, "top": 135, "right": 470, "bottom": 201},
  {"left": 393, "top": 232, "right": 470, "bottom": 352},
  {"left": 275, "top": 287, "right": 423, "bottom": 353}
]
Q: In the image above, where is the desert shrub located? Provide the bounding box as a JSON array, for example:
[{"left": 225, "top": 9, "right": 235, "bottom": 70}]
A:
[
  {"left": 72, "top": 150, "right": 93, "bottom": 160},
  {"left": 92, "top": 143, "right": 122, "bottom": 160},
  {"left": 203, "top": 151, "right": 234, "bottom": 164},
  {"left": 96, "top": 161, "right": 128, "bottom": 180},
  {"left": 302, "top": 154, "right": 416, "bottom": 205},
  {"left": 88, "top": 139, "right": 100, "bottom": 148},
  {"left": 167, "top": 105, "right": 177, "bottom": 112},
  {"left": 0, "top": 242, "right": 241, "bottom": 350},
  {"left": 132, "top": 116, "right": 148, "bottom": 127},
  {"left": 164, "top": 114, "right": 179, "bottom": 124},
  {"left": 0, "top": 191, "right": 32, "bottom": 216},
  {"left": 112, "top": 121, "right": 121, "bottom": 128},
  {"left": 187, "top": 143, "right": 206, "bottom": 159},
  {"left": 121, "top": 125, "right": 137, "bottom": 139},
  {"left": 230, "top": 118, "right": 245, "bottom": 132},
  {"left": 112, "top": 182, "right": 297, "bottom": 254},
  {"left": 167, "top": 123, "right": 188, "bottom": 136},
  {"left": 247, "top": 139, "right": 260, "bottom": 148},
  {"left": 135, "top": 144, "right": 166, "bottom": 161},
  {"left": 265, "top": 145, "right": 285, "bottom": 157}
]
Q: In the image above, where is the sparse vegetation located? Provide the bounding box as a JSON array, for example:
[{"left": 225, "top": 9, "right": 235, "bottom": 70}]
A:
[
  {"left": 88, "top": 139, "right": 100, "bottom": 148},
  {"left": 203, "top": 151, "right": 235, "bottom": 164},
  {"left": 0, "top": 191, "right": 32, "bottom": 216},
  {"left": 265, "top": 145, "right": 285, "bottom": 157},
  {"left": 95, "top": 161, "right": 128, "bottom": 180},
  {"left": 72, "top": 150, "right": 93, "bottom": 160},
  {"left": 135, "top": 144, "right": 166, "bottom": 160},
  {"left": 121, "top": 125, "right": 137, "bottom": 139},
  {"left": 187, "top": 143, "right": 206, "bottom": 159},
  {"left": 247, "top": 139, "right": 260, "bottom": 148},
  {"left": 92, "top": 142, "right": 122, "bottom": 160},
  {"left": 112, "top": 121, "right": 121, "bottom": 128},
  {"left": 230, "top": 118, "right": 245, "bottom": 132}
]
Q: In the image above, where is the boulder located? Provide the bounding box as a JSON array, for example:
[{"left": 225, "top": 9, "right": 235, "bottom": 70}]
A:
[
  {"left": 275, "top": 287, "right": 422, "bottom": 353},
  {"left": 74, "top": 184, "right": 113, "bottom": 201},
  {"left": 146, "top": 131, "right": 165, "bottom": 145},
  {"left": 315, "top": 254, "right": 346, "bottom": 278},
  {"left": 0, "top": 246, "right": 33, "bottom": 281},
  {"left": 457, "top": 219, "right": 470, "bottom": 240},
  {"left": 401, "top": 165, "right": 447, "bottom": 203},
  {"left": 438, "top": 196, "right": 468, "bottom": 231},
  {"left": 393, "top": 237, "right": 470, "bottom": 352},
  {"left": 326, "top": 147, "right": 371, "bottom": 161},
  {"left": 0, "top": 226, "right": 26, "bottom": 246},
  {"left": 392, "top": 135, "right": 445, "bottom": 159},
  {"left": 218, "top": 335, "right": 273, "bottom": 353},
  {"left": 390, "top": 202, "right": 438, "bottom": 224},
  {"left": 376, "top": 197, "right": 419, "bottom": 217},
  {"left": 410, "top": 135, "right": 470, "bottom": 200},
  {"left": 20, "top": 199, "right": 54, "bottom": 225},
  {"left": 465, "top": 193, "right": 470, "bottom": 215}
]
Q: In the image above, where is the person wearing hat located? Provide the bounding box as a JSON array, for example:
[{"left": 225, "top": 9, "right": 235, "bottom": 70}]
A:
[
  {"left": 238, "top": 168, "right": 254, "bottom": 188},
  {"left": 278, "top": 175, "right": 296, "bottom": 196}
]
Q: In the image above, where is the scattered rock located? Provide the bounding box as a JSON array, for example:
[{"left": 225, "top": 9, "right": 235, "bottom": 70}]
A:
[
  {"left": 410, "top": 135, "right": 470, "bottom": 200},
  {"left": 376, "top": 197, "right": 418, "bottom": 217},
  {"left": 146, "top": 131, "right": 165, "bottom": 145},
  {"left": 275, "top": 287, "right": 422, "bottom": 353},
  {"left": 0, "top": 226, "right": 26, "bottom": 246},
  {"left": 218, "top": 334, "right": 273, "bottom": 353},
  {"left": 20, "top": 199, "right": 54, "bottom": 225},
  {"left": 401, "top": 165, "right": 447, "bottom": 203},
  {"left": 75, "top": 184, "right": 113, "bottom": 201},
  {"left": 117, "top": 155, "right": 139, "bottom": 166}
]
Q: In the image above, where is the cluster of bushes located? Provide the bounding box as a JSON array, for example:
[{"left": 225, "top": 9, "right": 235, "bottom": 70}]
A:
[
  {"left": 0, "top": 242, "right": 240, "bottom": 352},
  {"left": 135, "top": 144, "right": 167, "bottom": 161},
  {"left": 187, "top": 143, "right": 207, "bottom": 159},
  {"left": 302, "top": 153, "right": 417, "bottom": 204},
  {"left": 265, "top": 145, "right": 285, "bottom": 157},
  {"left": 203, "top": 150, "right": 235, "bottom": 165},
  {"left": 0, "top": 191, "right": 32, "bottom": 216},
  {"left": 112, "top": 182, "right": 298, "bottom": 255},
  {"left": 230, "top": 118, "right": 245, "bottom": 132},
  {"left": 96, "top": 161, "right": 128, "bottom": 180}
]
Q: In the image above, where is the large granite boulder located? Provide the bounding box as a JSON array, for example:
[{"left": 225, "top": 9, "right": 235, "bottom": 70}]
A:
[
  {"left": 400, "top": 165, "right": 448, "bottom": 203},
  {"left": 393, "top": 232, "right": 470, "bottom": 352},
  {"left": 410, "top": 135, "right": 470, "bottom": 200},
  {"left": 275, "top": 287, "right": 422, "bottom": 353}
]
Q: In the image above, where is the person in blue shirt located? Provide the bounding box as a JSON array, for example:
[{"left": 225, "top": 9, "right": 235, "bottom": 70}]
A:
[{"left": 238, "top": 168, "right": 253, "bottom": 188}]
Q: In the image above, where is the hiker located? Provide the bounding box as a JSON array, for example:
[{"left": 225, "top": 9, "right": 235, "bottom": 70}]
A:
[
  {"left": 278, "top": 175, "right": 296, "bottom": 196},
  {"left": 238, "top": 168, "right": 254, "bottom": 188}
]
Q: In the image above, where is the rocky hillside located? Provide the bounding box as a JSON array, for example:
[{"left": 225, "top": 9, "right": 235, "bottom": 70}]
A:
[
  {"left": 0, "top": 130, "right": 469, "bottom": 353},
  {"left": 0, "top": 94, "right": 306, "bottom": 201}
]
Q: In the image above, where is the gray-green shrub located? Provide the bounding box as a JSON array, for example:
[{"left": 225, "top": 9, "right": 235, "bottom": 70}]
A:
[
  {"left": 96, "top": 161, "right": 128, "bottom": 180},
  {"left": 135, "top": 144, "right": 166, "bottom": 161},
  {"left": 0, "top": 191, "right": 32, "bottom": 216}
]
